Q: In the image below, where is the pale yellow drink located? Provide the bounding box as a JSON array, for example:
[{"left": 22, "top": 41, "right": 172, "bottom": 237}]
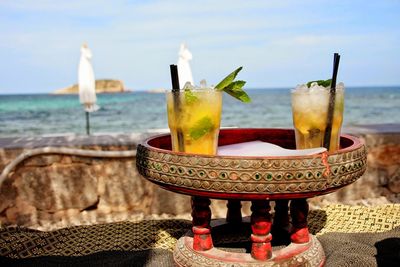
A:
[
  {"left": 166, "top": 89, "right": 222, "bottom": 155},
  {"left": 291, "top": 83, "right": 344, "bottom": 152}
]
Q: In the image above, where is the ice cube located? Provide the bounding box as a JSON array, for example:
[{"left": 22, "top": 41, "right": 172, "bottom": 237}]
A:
[
  {"left": 309, "top": 89, "right": 330, "bottom": 110},
  {"left": 183, "top": 82, "right": 194, "bottom": 90},
  {"left": 308, "top": 82, "right": 326, "bottom": 92},
  {"left": 293, "top": 84, "right": 308, "bottom": 92},
  {"left": 336, "top": 82, "right": 345, "bottom": 91},
  {"left": 200, "top": 79, "right": 207, "bottom": 89}
]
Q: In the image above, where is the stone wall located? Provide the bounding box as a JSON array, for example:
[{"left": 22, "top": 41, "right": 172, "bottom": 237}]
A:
[
  {"left": 0, "top": 125, "right": 399, "bottom": 229},
  {"left": 0, "top": 134, "right": 194, "bottom": 229},
  {"left": 310, "top": 124, "right": 400, "bottom": 207}
]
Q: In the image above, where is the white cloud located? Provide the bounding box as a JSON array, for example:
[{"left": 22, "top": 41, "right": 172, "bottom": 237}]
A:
[{"left": 0, "top": 0, "right": 399, "bottom": 93}]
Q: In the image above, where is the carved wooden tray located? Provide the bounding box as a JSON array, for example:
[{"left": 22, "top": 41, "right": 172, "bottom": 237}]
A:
[{"left": 136, "top": 128, "right": 367, "bottom": 200}]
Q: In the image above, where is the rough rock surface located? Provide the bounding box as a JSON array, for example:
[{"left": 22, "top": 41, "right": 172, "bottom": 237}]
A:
[
  {"left": 310, "top": 127, "right": 400, "bottom": 207},
  {"left": 0, "top": 125, "right": 399, "bottom": 229},
  {"left": 13, "top": 163, "right": 98, "bottom": 212},
  {"left": 53, "top": 79, "right": 125, "bottom": 94}
]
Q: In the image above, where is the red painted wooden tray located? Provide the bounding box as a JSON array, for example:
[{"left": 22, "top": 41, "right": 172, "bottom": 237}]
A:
[
  {"left": 136, "top": 128, "right": 367, "bottom": 267},
  {"left": 136, "top": 128, "right": 366, "bottom": 200}
]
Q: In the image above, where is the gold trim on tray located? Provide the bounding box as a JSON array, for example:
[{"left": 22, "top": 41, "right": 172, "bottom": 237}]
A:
[{"left": 136, "top": 130, "right": 367, "bottom": 198}]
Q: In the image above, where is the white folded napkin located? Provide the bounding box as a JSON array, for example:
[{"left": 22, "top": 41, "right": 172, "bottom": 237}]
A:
[{"left": 217, "top": 140, "right": 326, "bottom": 157}]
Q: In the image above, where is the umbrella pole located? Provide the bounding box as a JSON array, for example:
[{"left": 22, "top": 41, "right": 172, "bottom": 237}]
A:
[{"left": 86, "top": 111, "right": 90, "bottom": 135}]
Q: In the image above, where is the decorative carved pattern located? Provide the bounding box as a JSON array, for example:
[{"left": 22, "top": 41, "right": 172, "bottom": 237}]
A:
[
  {"left": 173, "top": 234, "right": 325, "bottom": 267},
  {"left": 136, "top": 141, "right": 367, "bottom": 196}
]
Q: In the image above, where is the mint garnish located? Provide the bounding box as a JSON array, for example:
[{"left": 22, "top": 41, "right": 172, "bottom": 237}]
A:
[
  {"left": 221, "top": 80, "right": 251, "bottom": 103},
  {"left": 189, "top": 116, "right": 214, "bottom": 140},
  {"left": 215, "top": 67, "right": 251, "bottom": 103},
  {"left": 215, "top": 67, "right": 242, "bottom": 90},
  {"left": 306, "top": 79, "right": 332, "bottom": 88},
  {"left": 184, "top": 89, "right": 198, "bottom": 104}
]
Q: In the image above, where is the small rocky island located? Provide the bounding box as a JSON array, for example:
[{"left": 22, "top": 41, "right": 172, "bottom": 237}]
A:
[{"left": 53, "top": 79, "right": 126, "bottom": 94}]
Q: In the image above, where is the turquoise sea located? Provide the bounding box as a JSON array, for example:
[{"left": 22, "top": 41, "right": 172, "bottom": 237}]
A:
[{"left": 0, "top": 87, "right": 399, "bottom": 137}]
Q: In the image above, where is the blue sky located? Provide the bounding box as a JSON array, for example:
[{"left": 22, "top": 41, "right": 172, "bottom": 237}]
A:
[{"left": 0, "top": 0, "right": 399, "bottom": 94}]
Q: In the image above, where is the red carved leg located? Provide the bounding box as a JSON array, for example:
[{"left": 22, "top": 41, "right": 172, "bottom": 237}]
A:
[
  {"left": 290, "top": 198, "right": 310, "bottom": 243},
  {"left": 250, "top": 200, "right": 272, "bottom": 260},
  {"left": 273, "top": 199, "right": 290, "bottom": 228},
  {"left": 191, "top": 196, "right": 213, "bottom": 251},
  {"left": 271, "top": 199, "right": 290, "bottom": 245},
  {"left": 226, "top": 200, "right": 242, "bottom": 224}
]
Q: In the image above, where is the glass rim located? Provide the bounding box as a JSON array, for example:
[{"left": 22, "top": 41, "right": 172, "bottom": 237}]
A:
[
  {"left": 291, "top": 87, "right": 345, "bottom": 94},
  {"left": 166, "top": 89, "right": 221, "bottom": 94}
]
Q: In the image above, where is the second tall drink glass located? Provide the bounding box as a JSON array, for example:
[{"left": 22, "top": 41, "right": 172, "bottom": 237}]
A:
[{"left": 291, "top": 82, "right": 345, "bottom": 152}]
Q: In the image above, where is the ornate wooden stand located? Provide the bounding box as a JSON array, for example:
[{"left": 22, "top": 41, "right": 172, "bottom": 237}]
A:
[{"left": 136, "top": 128, "right": 367, "bottom": 267}]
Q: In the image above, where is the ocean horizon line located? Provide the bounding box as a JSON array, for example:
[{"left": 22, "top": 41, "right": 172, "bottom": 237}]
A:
[
  {"left": 1, "top": 84, "right": 400, "bottom": 96},
  {"left": 1, "top": 87, "right": 399, "bottom": 138}
]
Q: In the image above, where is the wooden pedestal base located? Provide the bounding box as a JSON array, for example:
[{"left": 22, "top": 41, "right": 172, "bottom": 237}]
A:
[
  {"left": 136, "top": 130, "right": 366, "bottom": 267},
  {"left": 174, "top": 233, "right": 324, "bottom": 267},
  {"left": 181, "top": 198, "right": 324, "bottom": 266}
]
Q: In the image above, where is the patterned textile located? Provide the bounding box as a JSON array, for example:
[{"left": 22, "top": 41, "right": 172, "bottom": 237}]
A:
[
  {"left": 0, "top": 220, "right": 191, "bottom": 258},
  {"left": 308, "top": 204, "right": 400, "bottom": 235},
  {"left": 0, "top": 204, "right": 399, "bottom": 266}
]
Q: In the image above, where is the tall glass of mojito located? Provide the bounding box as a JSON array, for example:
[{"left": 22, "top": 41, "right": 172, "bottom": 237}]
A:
[
  {"left": 166, "top": 88, "right": 222, "bottom": 155},
  {"left": 166, "top": 66, "right": 250, "bottom": 155},
  {"left": 291, "top": 81, "right": 344, "bottom": 152}
]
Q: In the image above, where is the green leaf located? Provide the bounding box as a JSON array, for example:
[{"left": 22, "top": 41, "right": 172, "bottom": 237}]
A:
[
  {"left": 214, "top": 67, "right": 251, "bottom": 103},
  {"left": 307, "top": 79, "right": 332, "bottom": 88},
  {"left": 189, "top": 116, "right": 214, "bottom": 140},
  {"left": 184, "top": 89, "right": 198, "bottom": 104},
  {"left": 229, "top": 80, "right": 246, "bottom": 90},
  {"left": 215, "top": 67, "right": 243, "bottom": 91},
  {"left": 222, "top": 81, "right": 251, "bottom": 103}
]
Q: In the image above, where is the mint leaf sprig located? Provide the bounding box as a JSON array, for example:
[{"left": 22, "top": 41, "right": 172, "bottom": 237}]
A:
[
  {"left": 215, "top": 67, "right": 251, "bottom": 103},
  {"left": 306, "top": 79, "right": 332, "bottom": 88},
  {"left": 184, "top": 89, "right": 198, "bottom": 104},
  {"left": 189, "top": 116, "right": 214, "bottom": 140}
]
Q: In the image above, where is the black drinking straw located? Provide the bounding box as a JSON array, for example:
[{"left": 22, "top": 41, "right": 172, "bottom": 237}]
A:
[
  {"left": 169, "top": 64, "right": 184, "bottom": 151},
  {"left": 169, "top": 64, "right": 181, "bottom": 110},
  {"left": 323, "top": 53, "right": 341, "bottom": 151},
  {"left": 170, "top": 64, "right": 180, "bottom": 92}
]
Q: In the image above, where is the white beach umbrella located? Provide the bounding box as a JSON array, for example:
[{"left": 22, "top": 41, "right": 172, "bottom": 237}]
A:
[
  {"left": 177, "top": 43, "right": 194, "bottom": 88},
  {"left": 79, "top": 44, "right": 99, "bottom": 112},
  {"left": 78, "top": 44, "right": 99, "bottom": 135}
]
